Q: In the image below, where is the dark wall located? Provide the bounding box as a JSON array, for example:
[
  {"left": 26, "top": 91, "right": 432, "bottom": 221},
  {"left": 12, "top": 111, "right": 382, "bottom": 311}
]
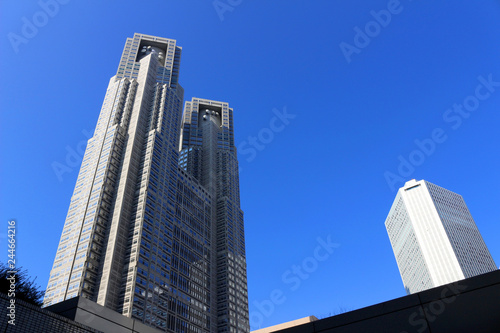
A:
[
  {"left": 0, "top": 292, "right": 100, "bottom": 333},
  {"left": 275, "top": 270, "right": 500, "bottom": 333}
]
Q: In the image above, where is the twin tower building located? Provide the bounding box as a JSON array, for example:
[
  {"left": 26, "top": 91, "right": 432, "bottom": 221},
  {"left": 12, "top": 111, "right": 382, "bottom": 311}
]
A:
[
  {"left": 43, "top": 33, "right": 249, "bottom": 332},
  {"left": 43, "top": 33, "right": 497, "bottom": 333}
]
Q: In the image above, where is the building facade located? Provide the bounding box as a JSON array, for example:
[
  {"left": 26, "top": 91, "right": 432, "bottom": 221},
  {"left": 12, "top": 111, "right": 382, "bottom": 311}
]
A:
[
  {"left": 43, "top": 33, "right": 249, "bottom": 333},
  {"left": 179, "top": 98, "right": 248, "bottom": 332},
  {"left": 385, "top": 179, "right": 497, "bottom": 294}
]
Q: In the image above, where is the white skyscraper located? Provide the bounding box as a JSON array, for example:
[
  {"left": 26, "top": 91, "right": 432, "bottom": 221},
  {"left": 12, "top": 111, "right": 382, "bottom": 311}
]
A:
[{"left": 385, "top": 179, "right": 497, "bottom": 294}]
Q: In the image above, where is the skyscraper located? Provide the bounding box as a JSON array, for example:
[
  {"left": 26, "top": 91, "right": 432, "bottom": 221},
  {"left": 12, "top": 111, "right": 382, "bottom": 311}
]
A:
[
  {"left": 385, "top": 179, "right": 497, "bottom": 294},
  {"left": 43, "top": 33, "right": 249, "bottom": 332},
  {"left": 180, "top": 98, "right": 248, "bottom": 332}
]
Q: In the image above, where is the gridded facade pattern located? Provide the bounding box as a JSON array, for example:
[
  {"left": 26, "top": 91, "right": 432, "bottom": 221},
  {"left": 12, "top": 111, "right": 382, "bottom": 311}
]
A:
[
  {"left": 385, "top": 179, "right": 497, "bottom": 294},
  {"left": 385, "top": 195, "right": 433, "bottom": 294},
  {"left": 426, "top": 182, "right": 497, "bottom": 278},
  {"left": 44, "top": 34, "right": 250, "bottom": 332},
  {"left": 180, "top": 98, "right": 249, "bottom": 332}
]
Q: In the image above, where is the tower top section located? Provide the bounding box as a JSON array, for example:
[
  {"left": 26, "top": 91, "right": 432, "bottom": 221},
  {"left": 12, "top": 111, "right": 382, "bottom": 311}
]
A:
[{"left": 116, "top": 33, "right": 182, "bottom": 88}]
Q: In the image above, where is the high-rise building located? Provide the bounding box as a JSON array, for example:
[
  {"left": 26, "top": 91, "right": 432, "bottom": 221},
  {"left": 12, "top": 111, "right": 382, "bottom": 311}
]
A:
[
  {"left": 385, "top": 179, "right": 497, "bottom": 294},
  {"left": 43, "top": 33, "right": 250, "bottom": 333},
  {"left": 180, "top": 98, "right": 248, "bottom": 332}
]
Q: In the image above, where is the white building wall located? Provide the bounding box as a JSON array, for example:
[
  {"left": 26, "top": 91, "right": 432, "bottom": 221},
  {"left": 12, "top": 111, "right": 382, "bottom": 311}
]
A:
[
  {"left": 385, "top": 192, "right": 433, "bottom": 294},
  {"left": 426, "top": 181, "right": 497, "bottom": 278},
  {"left": 385, "top": 179, "right": 497, "bottom": 294}
]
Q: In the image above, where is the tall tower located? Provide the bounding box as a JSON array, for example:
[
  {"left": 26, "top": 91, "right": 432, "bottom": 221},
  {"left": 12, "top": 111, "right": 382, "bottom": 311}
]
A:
[
  {"left": 43, "top": 33, "right": 249, "bottom": 332},
  {"left": 180, "top": 98, "right": 249, "bottom": 332},
  {"left": 385, "top": 179, "right": 497, "bottom": 294}
]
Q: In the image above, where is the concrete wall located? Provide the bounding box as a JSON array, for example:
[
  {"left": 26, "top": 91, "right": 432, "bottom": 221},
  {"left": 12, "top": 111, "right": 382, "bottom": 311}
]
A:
[
  {"left": 274, "top": 269, "right": 500, "bottom": 333},
  {"left": 0, "top": 292, "right": 100, "bottom": 333},
  {"left": 252, "top": 316, "right": 318, "bottom": 333},
  {"left": 47, "top": 297, "right": 163, "bottom": 333}
]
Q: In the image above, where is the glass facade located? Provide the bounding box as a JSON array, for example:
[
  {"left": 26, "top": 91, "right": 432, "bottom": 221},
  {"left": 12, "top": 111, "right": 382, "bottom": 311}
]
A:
[
  {"left": 180, "top": 98, "right": 249, "bottom": 332},
  {"left": 44, "top": 34, "right": 249, "bottom": 333}
]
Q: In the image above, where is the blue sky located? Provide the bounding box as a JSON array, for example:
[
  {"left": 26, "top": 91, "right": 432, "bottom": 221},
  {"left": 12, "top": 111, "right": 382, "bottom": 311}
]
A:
[{"left": 1, "top": 0, "right": 500, "bottom": 330}]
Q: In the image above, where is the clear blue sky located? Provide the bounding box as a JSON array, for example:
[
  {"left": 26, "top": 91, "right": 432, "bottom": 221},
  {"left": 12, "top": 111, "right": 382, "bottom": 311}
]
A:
[{"left": 1, "top": 0, "right": 500, "bottom": 330}]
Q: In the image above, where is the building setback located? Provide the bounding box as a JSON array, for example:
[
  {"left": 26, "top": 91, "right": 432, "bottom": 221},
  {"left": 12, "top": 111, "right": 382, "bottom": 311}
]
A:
[
  {"left": 43, "top": 33, "right": 249, "bottom": 333},
  {"left": 385, "top": 179, "right": 497, "bottom": 294}
]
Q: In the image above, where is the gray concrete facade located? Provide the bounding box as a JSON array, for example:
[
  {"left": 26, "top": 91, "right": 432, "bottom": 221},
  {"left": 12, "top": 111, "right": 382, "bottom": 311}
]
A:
[
  {"left": 273, "top": 270, "right": 500, "bottom": 333},
  {"left": 47, "top": 296, "right": 163, "bottom": 333},
  {"left": 43, "top": 33, "right": 249, "bottom": 332},
  {"left": 0, "top": 292, "right": 101, "bottom": 333}
]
